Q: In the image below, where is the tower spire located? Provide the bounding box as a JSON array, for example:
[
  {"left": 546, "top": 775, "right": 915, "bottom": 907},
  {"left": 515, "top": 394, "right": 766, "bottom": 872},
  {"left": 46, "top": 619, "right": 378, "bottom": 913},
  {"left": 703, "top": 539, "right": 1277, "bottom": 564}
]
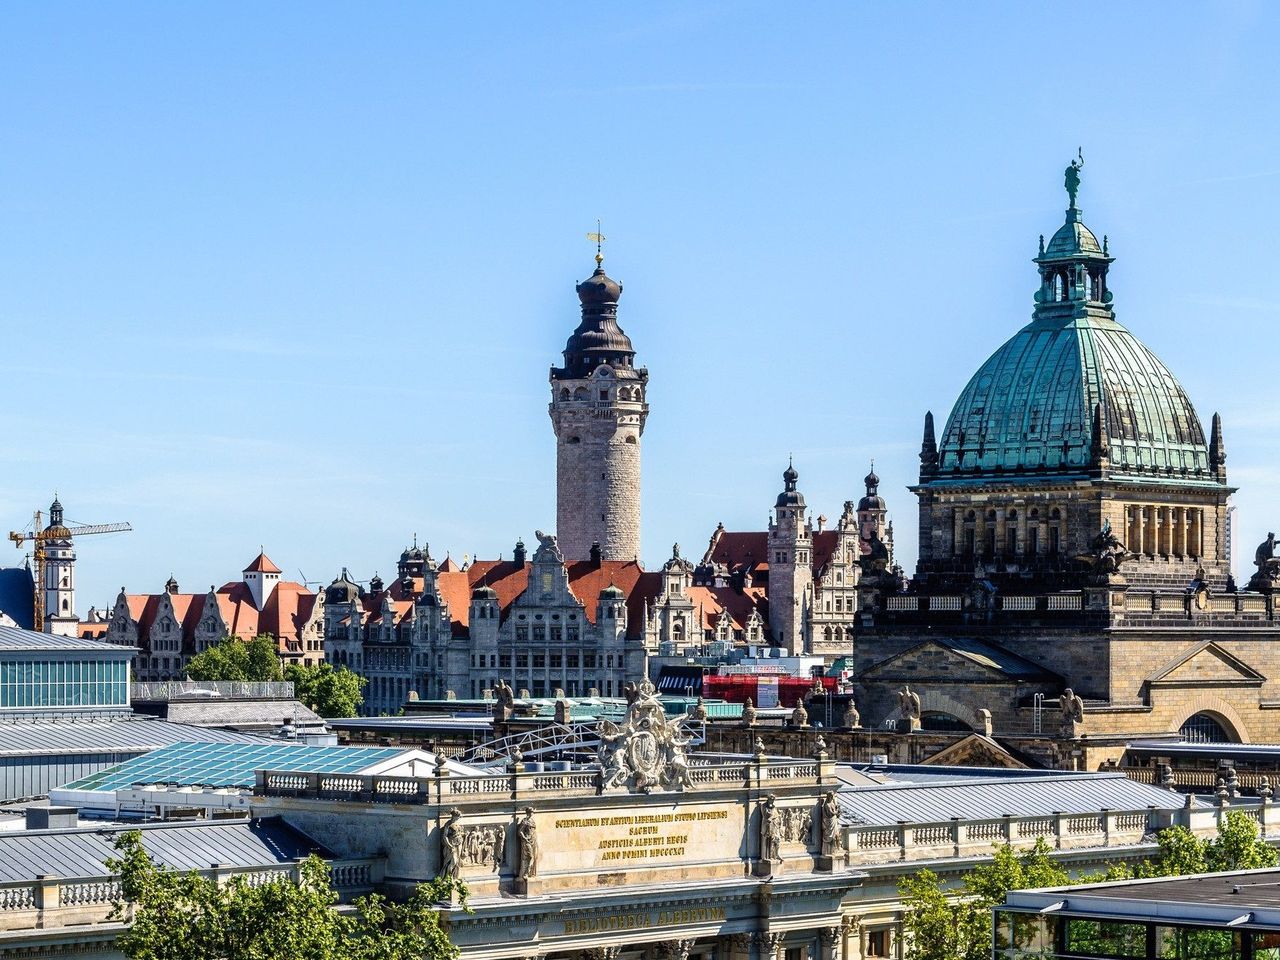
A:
[
  {"left": 1210, "top": 411, "right": 1226, "bottom": 480},
  {"left": 919, "top": 411, "right": 939, "bottom": 474}
]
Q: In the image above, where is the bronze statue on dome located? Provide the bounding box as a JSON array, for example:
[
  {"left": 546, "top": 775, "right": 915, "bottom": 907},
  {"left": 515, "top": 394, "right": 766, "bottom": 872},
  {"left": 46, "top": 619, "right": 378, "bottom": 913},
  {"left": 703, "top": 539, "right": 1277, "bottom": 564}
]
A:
[{"left": 1065, "top": 148, "right": 1084, "bottom": 207}]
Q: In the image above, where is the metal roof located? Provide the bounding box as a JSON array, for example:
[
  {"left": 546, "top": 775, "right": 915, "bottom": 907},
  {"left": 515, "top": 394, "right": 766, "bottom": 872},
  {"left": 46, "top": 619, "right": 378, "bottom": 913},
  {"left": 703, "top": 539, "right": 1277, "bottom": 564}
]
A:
[
  {"left": 0, "top": 817, "right": 329, "bottom": 882},
  {"left": 837, "top": 770, "right": 1190, "bottom": 826},
  {"left": 56, "top": 741, "right": 416, "bottom": 793},
  {"left": 0, "top": 717, "right": 264, "bottom": 758},
  {"left": 1126, "top": 740, "right": 1280, "bottom": 760},
  {"left": 0, "top": 624, "right": 135, "bottom": 654}
]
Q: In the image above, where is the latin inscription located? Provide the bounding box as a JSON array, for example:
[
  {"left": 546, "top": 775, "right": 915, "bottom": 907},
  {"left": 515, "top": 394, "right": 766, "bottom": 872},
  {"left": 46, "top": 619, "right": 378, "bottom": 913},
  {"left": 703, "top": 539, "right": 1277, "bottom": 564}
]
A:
[
  {"left": 554, "top": 810, "right": 729, "bottom": 863},
  {"left": 563, "top": 906, "right": 727, "bottom": 935}
]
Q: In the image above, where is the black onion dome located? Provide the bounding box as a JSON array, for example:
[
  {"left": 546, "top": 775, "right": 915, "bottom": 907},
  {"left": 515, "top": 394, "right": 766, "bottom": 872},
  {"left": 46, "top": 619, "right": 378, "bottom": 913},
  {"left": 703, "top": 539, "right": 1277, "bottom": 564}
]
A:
[
  {"left": 576, "top": 265, "right": 622, "bottom": 305},
  {"left": 776, "top": 463, "right": 805, "bottom": 509}
]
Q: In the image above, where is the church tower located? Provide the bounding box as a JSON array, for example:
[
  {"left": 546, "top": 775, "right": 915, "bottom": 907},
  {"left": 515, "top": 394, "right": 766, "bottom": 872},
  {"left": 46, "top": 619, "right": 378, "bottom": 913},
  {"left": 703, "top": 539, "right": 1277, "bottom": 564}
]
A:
[
  {"left": 549, "top": 253, "right": 649, "bottom": 561},
  {"left": 767, "top": 462, "right": 813, "bottom": 655},
  {"left": 43, "top": 498, "right": 78, "bottom": 637}
]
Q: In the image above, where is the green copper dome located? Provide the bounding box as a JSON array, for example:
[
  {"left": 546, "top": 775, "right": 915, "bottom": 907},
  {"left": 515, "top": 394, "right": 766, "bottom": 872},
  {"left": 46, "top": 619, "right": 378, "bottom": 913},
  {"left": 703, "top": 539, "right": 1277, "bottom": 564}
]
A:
[
  {"left": 935, "top": 167, "right": 1212, "bottom": 483},
  {"left": 938, "top": 312, "right": 1209, "bottom": 477}
]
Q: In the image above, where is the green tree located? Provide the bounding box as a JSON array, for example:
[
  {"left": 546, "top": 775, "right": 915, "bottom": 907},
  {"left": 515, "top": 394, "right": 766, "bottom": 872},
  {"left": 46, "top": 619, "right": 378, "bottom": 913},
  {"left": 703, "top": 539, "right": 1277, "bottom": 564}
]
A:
[
  {"left": 285, "top": 662, "right": 368, "bottom": 718},
  {"left": 185, "top": 635, "right": 283, "bottom": 683},
  {"left": 900, "top": 815, "right": 1278, "bottom": 960},
  {"left": 108, "top": 831, "right": 464, "bottom": 960}
]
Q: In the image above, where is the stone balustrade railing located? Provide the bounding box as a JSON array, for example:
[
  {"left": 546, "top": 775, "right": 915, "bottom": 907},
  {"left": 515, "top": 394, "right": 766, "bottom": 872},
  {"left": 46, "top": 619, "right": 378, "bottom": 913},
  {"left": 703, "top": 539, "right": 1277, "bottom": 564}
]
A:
[
  {"left": 844, "top": 802, "right": 1274, "bottom": 867},
  {"left": 878, "top": 590, "right": 1274, "bottom": 622},
  {"left": 258, "top": 757, "right": 837, "bottom": 804},
  {"left": 0, "top": 858, "right": 380, "bottom": 934},
  {"left": 845, "top": 808, "right": 1162, "bottom": 866}
]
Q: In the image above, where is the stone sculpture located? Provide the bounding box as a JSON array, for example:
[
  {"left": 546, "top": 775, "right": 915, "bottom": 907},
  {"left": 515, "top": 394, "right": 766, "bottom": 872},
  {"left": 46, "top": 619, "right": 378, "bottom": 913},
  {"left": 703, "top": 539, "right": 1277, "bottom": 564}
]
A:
[
  {"left": 1249, "top": 532, "right": 1280, "bottom": 592},
  {"left": 492, "top": 678, "right": 515, "bottom": 723},
  {"left": 517, "top": 808, "right": 538, "bottom": 879},
  {"left": 842, "top": 698, "right": 861, "bottom": 730},
  {"left": 1058, "top": 687, "right": 1085, "bottom": 738},
  {"left": 819, "top": 791, "right": 844, "bottom": 857},
  {"left": 759, "top": 794, "right": 781, "bottom": 863},
  {"left": 597, "top": 677, "right": 694, "bottom": 793},
  {"left": 440, "top": 808, "right": 463, "bottom": 880},
  {"left": 741, "top": 697, "right": 757, "bottom": 727},
  {"left": 897, "top": 685, "right": 921, "bottom": 731}
]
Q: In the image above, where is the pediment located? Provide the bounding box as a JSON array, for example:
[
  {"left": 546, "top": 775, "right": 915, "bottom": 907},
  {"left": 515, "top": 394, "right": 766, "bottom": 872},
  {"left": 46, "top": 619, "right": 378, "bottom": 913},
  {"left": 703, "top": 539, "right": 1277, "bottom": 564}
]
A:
[
  {"left": 859, "top": 638, "right": 1055, "bottom": 685},
  {"left": 921, "top": 734, "right": 1028, "bottom": 769},
  {"left": 1146, "top": 640, "right": 1265, "bottom": 687}
]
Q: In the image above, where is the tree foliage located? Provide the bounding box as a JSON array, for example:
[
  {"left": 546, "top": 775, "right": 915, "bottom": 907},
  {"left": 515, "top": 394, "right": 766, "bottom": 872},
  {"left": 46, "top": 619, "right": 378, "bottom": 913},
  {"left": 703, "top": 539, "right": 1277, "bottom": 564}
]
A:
[
  {"left": 186, "top": 634, "right": 283, "bottom": 683},
  {"left": 108, "top": 831, "right": 465, "bottom": 960},
  {"left": 900, "top": 815, "right": 1277, "bottom": 960},
  {"left": 285, "top": 662, "right": 367, "bottom": 718}
]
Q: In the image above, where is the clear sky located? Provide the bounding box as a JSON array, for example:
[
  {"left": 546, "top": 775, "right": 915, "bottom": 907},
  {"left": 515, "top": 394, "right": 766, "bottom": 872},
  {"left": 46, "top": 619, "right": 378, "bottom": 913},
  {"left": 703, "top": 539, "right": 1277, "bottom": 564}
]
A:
[{"left": 2, "top": 2, "right": 1278, "bottom": 608}]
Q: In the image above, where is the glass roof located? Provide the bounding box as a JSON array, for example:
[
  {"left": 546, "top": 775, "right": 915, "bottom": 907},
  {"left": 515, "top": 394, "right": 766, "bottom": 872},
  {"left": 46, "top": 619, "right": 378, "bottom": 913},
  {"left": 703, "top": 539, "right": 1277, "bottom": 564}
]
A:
[{"left": 57, "top": 741, "right": 410, "bottom": 794}]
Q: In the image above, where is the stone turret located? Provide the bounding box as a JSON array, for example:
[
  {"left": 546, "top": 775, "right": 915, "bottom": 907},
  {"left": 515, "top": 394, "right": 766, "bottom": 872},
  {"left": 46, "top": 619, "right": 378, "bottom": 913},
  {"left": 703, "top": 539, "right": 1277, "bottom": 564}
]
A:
[{"left": 767, "top": 461, "right": 813, "bottom": 654}]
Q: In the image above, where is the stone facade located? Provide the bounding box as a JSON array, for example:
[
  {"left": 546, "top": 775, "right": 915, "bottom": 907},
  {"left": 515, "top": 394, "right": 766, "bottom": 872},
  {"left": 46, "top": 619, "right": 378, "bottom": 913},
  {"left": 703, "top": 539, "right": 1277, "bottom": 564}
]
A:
[{"left": 549, "top": 257, "right": 648, "bottom": 562}]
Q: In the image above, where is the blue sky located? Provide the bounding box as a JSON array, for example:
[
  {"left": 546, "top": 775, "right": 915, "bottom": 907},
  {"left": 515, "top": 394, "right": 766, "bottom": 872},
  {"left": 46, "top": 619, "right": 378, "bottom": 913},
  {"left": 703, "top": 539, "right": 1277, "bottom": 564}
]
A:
[{"left": 2, "top": 2, "right": 1278, "bottom": 607}]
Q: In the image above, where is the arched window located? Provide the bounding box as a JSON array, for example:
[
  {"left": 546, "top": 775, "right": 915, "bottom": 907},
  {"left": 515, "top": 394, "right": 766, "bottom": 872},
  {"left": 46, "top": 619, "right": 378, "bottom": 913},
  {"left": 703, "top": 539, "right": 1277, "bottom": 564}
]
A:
[
  {"left": 1179, "top": 712, "right": 1232, "bottom": 744},
  {"left": 559, "top": 388, "right": 570, "bottom": 400}
]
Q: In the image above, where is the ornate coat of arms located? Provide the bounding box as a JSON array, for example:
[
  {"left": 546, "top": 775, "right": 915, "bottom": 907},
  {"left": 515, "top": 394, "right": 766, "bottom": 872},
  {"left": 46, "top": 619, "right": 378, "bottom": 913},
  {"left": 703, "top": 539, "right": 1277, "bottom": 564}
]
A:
[{"left": 597, "top": 679, "right": 694, "bottom": 793}]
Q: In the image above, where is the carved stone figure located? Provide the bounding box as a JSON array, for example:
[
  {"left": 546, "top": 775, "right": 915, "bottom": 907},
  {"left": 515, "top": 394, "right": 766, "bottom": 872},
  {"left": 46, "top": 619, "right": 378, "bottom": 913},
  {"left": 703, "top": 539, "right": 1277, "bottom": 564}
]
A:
[
  {"left": 554, "top": 698, "right": 569, "bottom": 724},
  {"left": 532, "top": 529, "right": 563, "bottom": 564},
  {"left": 759, "top": 795, "right": 782, "bottom": 863},
  {"left": 1058, "top": 687, "right": 1085, "bottom": 738},
  {"left": 741, "top": 696, "right": 758, "bottom": 727},
  {"left": 790, "top": 699, "right": 809, "bottom": 728},
  {"left": 1077, "top": 520, "right": 1135, "bottom": 575},
  {"left": 492, "top": 678, "right": 515, "bottom": 723},
  {"left": 1249, "top": 532, "right": 1280, "bottom": 591},
  {"left": 842, "top": 698, "right": 862, "bottom": 729},
  {"left": 897, "top": 685, "right": 921, "bottom": 731},
  {"left": 688, "top": 696, "right": 708, "bottom": 722},
  {"left": 596, "top": 677, "right": 694, "bottom": 793},
  {"left": 820, "top": 791, "right": 843, "bottom": 857},
  {"left": 517, "top": 808, "right": 538, "bottom": 879},
  {"left": 779, "top": 805, "right": 812, "bottom": 844},
  {"left": 456, "top": 822, "right": 506, "bottom": 871},
  {"left": 440, "top": 808, "right": 463, "bottom": 880}
]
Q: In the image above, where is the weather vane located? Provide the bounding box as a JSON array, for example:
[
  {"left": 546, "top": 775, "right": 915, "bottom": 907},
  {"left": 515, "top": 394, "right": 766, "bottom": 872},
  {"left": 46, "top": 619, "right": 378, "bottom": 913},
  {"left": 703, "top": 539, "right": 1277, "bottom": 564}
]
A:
[{"left": 586, "top": 219, "right": 606, "bottom": 267}]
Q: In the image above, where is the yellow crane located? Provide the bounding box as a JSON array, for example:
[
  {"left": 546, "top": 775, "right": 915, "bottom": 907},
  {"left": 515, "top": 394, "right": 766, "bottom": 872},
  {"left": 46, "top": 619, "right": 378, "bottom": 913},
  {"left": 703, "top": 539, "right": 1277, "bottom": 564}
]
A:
[{"left": 8, "top": 500, "right": 131, "bottom": 632}]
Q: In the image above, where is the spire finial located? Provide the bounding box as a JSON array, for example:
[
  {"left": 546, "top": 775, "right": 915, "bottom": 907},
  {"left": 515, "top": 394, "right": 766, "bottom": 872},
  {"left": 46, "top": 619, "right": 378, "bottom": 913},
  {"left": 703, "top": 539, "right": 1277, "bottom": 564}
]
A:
[
  {"left": 1065, "top": 148, "right": 1084, "bottom": 209},
  {"left": 587, "top": 219, "right": 605, "bottom": 267}
]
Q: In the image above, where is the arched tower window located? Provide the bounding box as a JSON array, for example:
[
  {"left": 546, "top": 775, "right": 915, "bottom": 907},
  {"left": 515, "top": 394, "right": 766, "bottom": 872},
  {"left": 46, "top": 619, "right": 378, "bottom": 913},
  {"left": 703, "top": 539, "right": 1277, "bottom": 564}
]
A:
[{"left": 1179, "top": 712, "right": 1232, "bottom": 744}]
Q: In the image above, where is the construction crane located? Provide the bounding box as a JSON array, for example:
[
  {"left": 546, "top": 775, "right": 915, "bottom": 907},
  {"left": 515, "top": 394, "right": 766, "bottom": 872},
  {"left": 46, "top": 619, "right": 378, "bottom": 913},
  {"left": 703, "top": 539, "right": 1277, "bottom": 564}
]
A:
[{"left": 8, "top": 500, "right": 131, "bottom": 632}]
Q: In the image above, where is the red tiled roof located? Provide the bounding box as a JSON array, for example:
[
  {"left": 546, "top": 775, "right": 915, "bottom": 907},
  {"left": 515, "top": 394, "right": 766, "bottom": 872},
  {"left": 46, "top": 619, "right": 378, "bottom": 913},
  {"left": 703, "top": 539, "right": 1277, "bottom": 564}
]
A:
[
  {"left": 243, "top": 551, "right": 282, "bottom": 574},
  {"left": 687, "top": 584, "right": 769, "bottom": 631},
  {"left": 705, "top": 529, "right": 841, "bottom": 577}
]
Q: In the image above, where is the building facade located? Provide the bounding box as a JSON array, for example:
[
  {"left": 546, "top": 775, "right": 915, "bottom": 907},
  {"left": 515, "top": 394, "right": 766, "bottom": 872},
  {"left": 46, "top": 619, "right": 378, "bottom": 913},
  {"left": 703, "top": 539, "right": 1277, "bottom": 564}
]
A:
[{"left": 101, "top": 551, "right": 324, "bottom": 682}]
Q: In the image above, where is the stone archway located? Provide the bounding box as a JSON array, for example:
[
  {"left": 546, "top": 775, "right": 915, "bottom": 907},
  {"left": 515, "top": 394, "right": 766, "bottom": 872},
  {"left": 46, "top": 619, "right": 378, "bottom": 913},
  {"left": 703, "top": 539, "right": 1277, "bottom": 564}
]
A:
[
  {"left": 916, "top": 688, "right": 988, "bottom": 734},
  {"left": 1171, "top": 696, "right": 1250, "bottom": 743}
]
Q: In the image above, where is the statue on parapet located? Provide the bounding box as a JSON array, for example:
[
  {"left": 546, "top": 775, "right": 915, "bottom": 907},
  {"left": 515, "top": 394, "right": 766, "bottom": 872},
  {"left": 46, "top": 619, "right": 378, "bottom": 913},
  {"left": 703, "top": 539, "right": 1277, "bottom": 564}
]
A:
[
  {"left": 897, "top": 685, "right": 921, "bottom": 732},
  {"left": 1077, "top": 519, "right": 1135, "bottom": 576},
  {"left": 491, "top": 678, "right": 515, "bottom": 723},
  {"left": 1248, "top": 532, "right": 1280, "bottom": 592},
  {"left": 1058, "top": 687, "right": 1085, "bottom": 739}
]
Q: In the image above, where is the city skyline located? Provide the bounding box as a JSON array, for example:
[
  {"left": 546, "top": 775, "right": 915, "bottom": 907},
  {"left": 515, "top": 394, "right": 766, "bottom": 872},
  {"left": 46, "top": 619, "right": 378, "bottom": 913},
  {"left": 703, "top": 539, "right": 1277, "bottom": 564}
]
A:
[{"left": 3, "top": 2, "right": 1278, "bottom": 607}]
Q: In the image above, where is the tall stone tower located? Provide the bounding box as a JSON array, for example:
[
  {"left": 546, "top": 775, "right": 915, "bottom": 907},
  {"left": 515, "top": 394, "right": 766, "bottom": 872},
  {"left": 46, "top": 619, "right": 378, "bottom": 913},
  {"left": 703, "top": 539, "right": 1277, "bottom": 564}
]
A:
[
  {"left": 767, "top": 462, "right": 813, "bottom": 655},
  {"left": 42, "top": 498, "right": 78, "bottom": 637},
  {"left": 549, "top": 255, "right": 649, "bottom": 561}
]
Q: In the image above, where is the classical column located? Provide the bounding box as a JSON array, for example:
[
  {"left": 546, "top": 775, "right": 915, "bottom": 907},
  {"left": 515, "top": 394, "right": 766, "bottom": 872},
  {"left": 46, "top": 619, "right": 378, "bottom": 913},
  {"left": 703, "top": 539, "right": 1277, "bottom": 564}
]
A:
[
  {"left": 584, "top": 949, "right": 623, "bottom": 960},
  {"left": 841, "top": 918, "right": 862, "bottom": 960},
  {"left": 1158, "top": 507, "right": 1170, "bottom": 556},
  {"left": 755, "top": 931, "right": 787, "bottom": 960},
  {"left": 820, "top": 926, "right": 843, "bottom": 960},
  {"left": 1174, "top": 507, "right": 1187, "bottom": 557},
  {"left": 658, "top": 940, "right": 697, "bottom": 960},
  {"left": 726, "top": 934, "right": 754, "bottom": 960}
]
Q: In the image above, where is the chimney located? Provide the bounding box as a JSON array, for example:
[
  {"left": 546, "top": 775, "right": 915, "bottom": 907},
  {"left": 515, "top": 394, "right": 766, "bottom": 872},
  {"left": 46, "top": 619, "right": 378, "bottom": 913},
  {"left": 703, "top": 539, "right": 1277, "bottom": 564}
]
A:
[
  {"left": 513, "top": 539, "right": 527, "bottom": 565},
  {"left": 590, "top": 541, "right": 602, "bottom": 565}
]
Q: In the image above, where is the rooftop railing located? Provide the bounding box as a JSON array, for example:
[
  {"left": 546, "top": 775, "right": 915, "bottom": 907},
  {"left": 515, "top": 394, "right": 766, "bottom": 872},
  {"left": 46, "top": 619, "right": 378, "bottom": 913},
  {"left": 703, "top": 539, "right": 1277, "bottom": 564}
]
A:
[{"left": 130, "top": 680, "right": 297, "bottom": 701}]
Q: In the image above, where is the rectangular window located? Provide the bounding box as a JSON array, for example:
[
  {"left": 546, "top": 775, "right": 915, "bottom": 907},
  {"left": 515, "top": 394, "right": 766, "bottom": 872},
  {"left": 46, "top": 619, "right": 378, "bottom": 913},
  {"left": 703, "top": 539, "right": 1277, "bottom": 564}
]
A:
[
  {"left": 550, "top": 625, "right": 562, "bottom": 643},
  {"left": 567, "top": 653, "right": 579, "bottom": 668},
  {"left": 533, "top": 624, "right": 546, "bottom": 642},
  {"left": 550, "top": 653, "right": 562, "bottom": 668},
  {"left": 584, "top": 653, "right": 596, "bottom": 669},
  {"left": 499, "top": 654, "right": 512, "bottom": 668},
  {"left": 866, "top": 930, "right": 890, "bottom": 958},
  {"left": 515, "top": 624, "right": 529, "bottom": 642},
  {"left": 516, "top": 654, "right": 528, "bottom": 669},
  {"left": 1158, "top": 927, "right": 1240, "bottom": 960},
  {"left": 1064, "top": 919, "right": 1147, "bottom": 958},
  {"left": 532, "top": 654, "right": 545, "bottom": 668},
  {"left": 567, "top": 624, "right": 580, "bottom": 643}
]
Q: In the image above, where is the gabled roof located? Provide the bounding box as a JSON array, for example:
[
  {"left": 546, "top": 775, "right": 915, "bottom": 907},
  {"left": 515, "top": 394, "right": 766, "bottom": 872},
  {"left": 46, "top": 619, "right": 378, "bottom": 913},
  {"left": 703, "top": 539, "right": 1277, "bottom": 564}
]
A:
[
  {"left": 687, "top": 584, "right": 768, "bottom": 632},
  {"left": 243, "top": 551, "right": 282, "bottom": 574},
  {"left": 860, "top": 636, "right": 1059, "bottom": 683}
]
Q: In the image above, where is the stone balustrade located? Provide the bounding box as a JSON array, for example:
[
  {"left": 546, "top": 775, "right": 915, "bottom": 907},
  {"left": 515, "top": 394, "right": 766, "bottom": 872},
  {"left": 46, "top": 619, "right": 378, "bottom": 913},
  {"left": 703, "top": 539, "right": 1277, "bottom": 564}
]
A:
[
  {"left": 0, "top": 858, "right": 380, "bottom": 934},
  {"left": 257, "top": 757, "right": 836, "bottom": 805}
]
